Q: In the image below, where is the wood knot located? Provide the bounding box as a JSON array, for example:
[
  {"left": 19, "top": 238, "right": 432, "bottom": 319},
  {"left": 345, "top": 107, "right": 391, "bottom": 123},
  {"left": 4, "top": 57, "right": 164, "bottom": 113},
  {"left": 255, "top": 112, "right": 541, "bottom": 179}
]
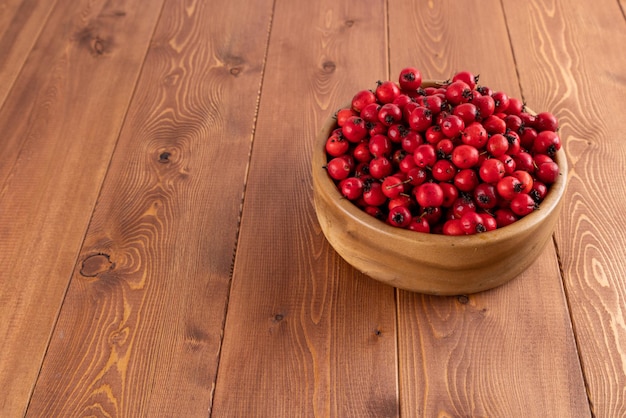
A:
[
  {"left": 108, "top": 327, "right": 129, "bottom": 347},
  {"left": 229, "top": 66, "right": 242, "bottom": 76},
  {"left": 80, "top": 254, "right": 114, "bottom": 277},
  {"left": 456, "top": 294, "right": 470, "bottom": 304},
  {"left": 322, "top": 61, "right": 336, "bottom": 73},
  {"left": 272, "top": 313, "right": 284, "bottom": 323},
  {"left": 75, "top": 25, "right": 113, "bottom": 57},
  {"left": 93, "top": 37, "right": 106, "bottom": 55},
  {"left": 158, "top": 151, "right": 171, "bottom": 163},
  {"left": 345, "top": 19, "right": 355, "bottom": 27}
]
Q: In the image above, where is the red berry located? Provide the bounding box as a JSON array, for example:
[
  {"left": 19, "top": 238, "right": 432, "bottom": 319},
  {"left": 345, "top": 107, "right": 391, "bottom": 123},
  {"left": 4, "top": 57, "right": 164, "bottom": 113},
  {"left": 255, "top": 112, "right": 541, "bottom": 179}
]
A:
[
  {"left": 474, "top": 183, "right": 498, "bottom": 209},
  {"left": 506, "top": 97, "right": 524, "bottom": 116},
  {"left": 452, "top": 70, "right": 479, "bottom": 90},
  {"left": 535, "top": 111, "right": 559, "bottom": 132},
  {"left": 495, "top": 208, "right": 518, "bottom": 228},
  {"left": 479, "top": 158, "right": 506, "bottom": 183},
  {"left": 408, "top": 217, "right": 430, "bottom": 233},
  {"left": 339, "top": 177, "right": 364, "bottom": 200},
  {"left": 512, "top": 170, "right": 533, "bottom": 194},
  {"left": 369, "top": 134, "right": 392, "bottom": 158},
  {"left": 533, "top": 131, "right": 561, "bottom": 157},
  {"left": 482, "top": 115, "right": 507, "bottom": 135},
  {"left": 445, "top": 80, "right": 472, "bottom": 105},
  {"left": 451, "top": 195, "right": 477, "bottom": 219},
  {"left": 398, "top": 67, "right": 423, "bottom": 91},
  {"left": 451, "top": 144, "right": 479, "bottom": 169},
  {"left": 481, "top": 213, "right": 498, "bottom": 231},
  {"left": 362, "top": 181, "right": 387, "bottom": 206},
  {"left": 453, "top": 102, "right": 479, "bottom": 125},
  {"left": 415, "top": 182, "right": 444, "bottom": 208},
  {"left": 408, "top": 106, "right": 433, "bottom": 132},
  {"left": 492, "top": 91, "right": 510, "bottom": 113},
  {"left": 325, "top": 132, "right": 349, "bottom": 157},
  {"left": 461, "top": 121, "right": 488, "bottom": 148},
  {"left": 351, "top": 90, "right": 377, "bottom": 112},
  {"left": 336, "top": 108, "right": 358, "bottom": 126},
  {"left": 530, "top": 181, "right": 548, "bottom": 203},
  {"left": 375, "top": 80, "right": 401, "bottom": 104},
  {"left": 326, "top": 157, "right": 351, "bottom": 180},
  {"left": 360, "top": 102, "right": 382, "bottom": 123},
  {"left": 388, "top": 205, "right": 412, "bottom": 228},
  {"left": 413, "top": 144, "right": 437, "bottom": 168},
  {"left": 432, "top": 159, "right": 457, "bottom": 182},
  {"left": 487, "top": 134, "right": 509, "bottom": 157},
  {"left": 369, "top": 156, "right": 393, "bottom": 179},
  {"left": 497, "top": 175, "right": 524, "bottom": 200},
  {"left": 353, "top": 141, "right": 373, "bottom": 163},
  {"left": 443, "top": 219, "right": 466, "bottom": 236},
  {"left": 440, "top": 182, "right": 459, "bottom": 207},
  {"left": 342, "top": 116, "right": 368, "bottom": 142},
  {"left": 536, "top": 161, "right": 560, "bottom": 184},
  {"left": 454, "top": 168, "right": 480, "bottom": 193},
  {"left": 382, "top": 175, "right": 408, "bottom": 199},
  {"left": 461, "top": 211, "right": 487, "bottom": 234},
  {"left": 472, "top": 94, "right": 495, "bottom": 119},
  {"left": 387, "top": 123, "right": 410, "bottom": 143},
  {"left": 440, "top": 114, "right": 465, "bottom": 138},
  {"left": 378, "top": 103, "right": 403, "bottom": 126},
  {"left": 510, "top": 193, "right": 537, "bottom": 216}
]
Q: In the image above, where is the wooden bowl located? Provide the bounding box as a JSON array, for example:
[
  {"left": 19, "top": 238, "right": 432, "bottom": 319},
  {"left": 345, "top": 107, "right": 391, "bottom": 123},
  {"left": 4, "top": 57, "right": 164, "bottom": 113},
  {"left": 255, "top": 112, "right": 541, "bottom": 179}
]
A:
[{"left": 312, "top": 89, "right": 568, "bottom": 295}]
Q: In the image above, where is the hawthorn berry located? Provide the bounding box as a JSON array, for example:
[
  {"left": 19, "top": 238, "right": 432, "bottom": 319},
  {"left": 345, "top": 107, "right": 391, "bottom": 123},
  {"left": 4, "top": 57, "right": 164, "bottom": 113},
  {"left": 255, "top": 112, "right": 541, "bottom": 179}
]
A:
[
  {"left": 398, "top": 67, "right": 423, "bottom": 91},
  {"left": 324, "top": 67, "right": 562, "bottom": 234}
]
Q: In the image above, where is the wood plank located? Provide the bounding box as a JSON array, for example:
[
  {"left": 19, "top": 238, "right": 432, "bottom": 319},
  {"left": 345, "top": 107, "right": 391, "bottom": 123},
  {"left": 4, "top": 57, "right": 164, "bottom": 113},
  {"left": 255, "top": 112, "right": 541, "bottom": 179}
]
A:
[
  {"left": 0, "top": 0, "right": 165, "bottom": 416},
  {"left": 388, "top": 0, "right": 590, "bottom": 415},
  {"left": 211, "top": 1, "right": 399, "bottom": 417},
  {"left": 502, "top": 0, "right": 626, "bottom": 416},
  {"left": 24, "top": 0, "right": 274, "bottom": 415},
  {"left": 0, "top": 0, "right": 58, "bottom": 106}
]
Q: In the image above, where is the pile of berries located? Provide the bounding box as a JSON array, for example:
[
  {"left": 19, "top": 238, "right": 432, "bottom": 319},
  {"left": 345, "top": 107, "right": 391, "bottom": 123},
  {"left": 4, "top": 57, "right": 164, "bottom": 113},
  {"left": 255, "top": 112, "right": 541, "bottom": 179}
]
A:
[{"left": 324, "top": 67, "right": 562, "bottom": 235}]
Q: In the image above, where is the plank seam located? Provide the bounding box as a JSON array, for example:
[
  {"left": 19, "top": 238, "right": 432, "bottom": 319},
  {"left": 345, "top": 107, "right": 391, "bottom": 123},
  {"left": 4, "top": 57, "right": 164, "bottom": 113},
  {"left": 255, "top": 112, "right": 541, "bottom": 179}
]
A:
[
  {"left": 384, "top": 0, "right": 391, "bottom": 80},
  {"left": 0, "top": 0, "right": 61, "bottom": 113},
  {"left": 498, "top": 0, "right": 526, "bottom": 105},
  {"left": 0, "top": 0, "right": 62, "bottom": 201},
  {"left": 208, "top": 0, "right": 277, "bottom": 415},
  {"left": 22, "top": 0, "right": 169, "bottom": 414},
  {"left": 552, "top": 235, "right": 596, "bottom": 418},
  {"left": 385, "top": 1, "right": 402, "bottom": 415}
]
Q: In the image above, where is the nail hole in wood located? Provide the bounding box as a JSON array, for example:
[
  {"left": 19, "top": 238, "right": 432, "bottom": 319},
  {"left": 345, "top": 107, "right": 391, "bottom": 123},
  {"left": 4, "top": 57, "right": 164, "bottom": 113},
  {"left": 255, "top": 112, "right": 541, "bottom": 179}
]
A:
[
  {"left": 80, "top": 253, "right": 113, "bottom": 277},
  {"left": 322, "top": 61, "right": 336, "bottom": 73},
  {"left": 159, "top": 152, "right": 171, "bottom": 163},
  {"left": 457, "top": 295, "right": 469, "bottom": 304}
]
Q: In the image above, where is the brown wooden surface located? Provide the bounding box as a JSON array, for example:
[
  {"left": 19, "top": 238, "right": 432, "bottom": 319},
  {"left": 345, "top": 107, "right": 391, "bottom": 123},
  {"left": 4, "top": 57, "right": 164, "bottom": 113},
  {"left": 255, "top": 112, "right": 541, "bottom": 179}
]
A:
[
  {"left": 0, "top": 0, "right": 164, "bottom": 415},
  {"left": 24, "top": 0, "right": 273, "bottom": 415},
  {"left": 389, "top": 1, "right": 588, "bottom": 415},
  {"left": 0, "top": 0, "right": 58, "bottom": 106},
  {"left": 503, "top": 0, "right": 626, "bottom": 416},
  {"left": 1, "top": 0, "right": 625, "bottom": 416},
  {"left": 211, "top": 1, "right": 399, "bottom": 417}
]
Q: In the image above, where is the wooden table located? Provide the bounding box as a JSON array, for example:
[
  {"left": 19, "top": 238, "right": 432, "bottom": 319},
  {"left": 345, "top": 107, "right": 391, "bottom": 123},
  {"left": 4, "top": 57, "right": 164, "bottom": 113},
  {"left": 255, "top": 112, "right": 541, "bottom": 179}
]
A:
[{"left": 2, "top": 0, "right": 625, "bottom": 416}]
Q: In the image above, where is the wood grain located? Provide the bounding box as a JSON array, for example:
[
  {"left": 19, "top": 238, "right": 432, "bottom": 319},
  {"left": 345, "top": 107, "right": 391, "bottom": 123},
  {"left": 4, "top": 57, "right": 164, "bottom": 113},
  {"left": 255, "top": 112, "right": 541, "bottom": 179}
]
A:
[
  {"left": 24, "top": 0, "right": 274, "bottom": 415},
  {"left": 210, "top": 1, "right": 399, "bottom": 417},
  {"left": 0, "top": 0, "right": 58, "bottom": 106},
  {"left": 0, "top": 0, "right": 164, "bottom": 415},
  {"left": 503, "top": 0, "right": 626, "bottom": 416},
  {"left": 388, "top": 0, "right": 589, "bottom": 415}
]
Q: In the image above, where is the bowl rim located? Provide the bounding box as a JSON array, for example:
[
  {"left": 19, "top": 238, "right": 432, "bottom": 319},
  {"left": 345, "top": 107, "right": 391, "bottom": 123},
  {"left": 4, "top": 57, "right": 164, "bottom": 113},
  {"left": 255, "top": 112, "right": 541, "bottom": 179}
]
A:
[{"left": 313, "top": 83, "right": 568, "bottom": 249}]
